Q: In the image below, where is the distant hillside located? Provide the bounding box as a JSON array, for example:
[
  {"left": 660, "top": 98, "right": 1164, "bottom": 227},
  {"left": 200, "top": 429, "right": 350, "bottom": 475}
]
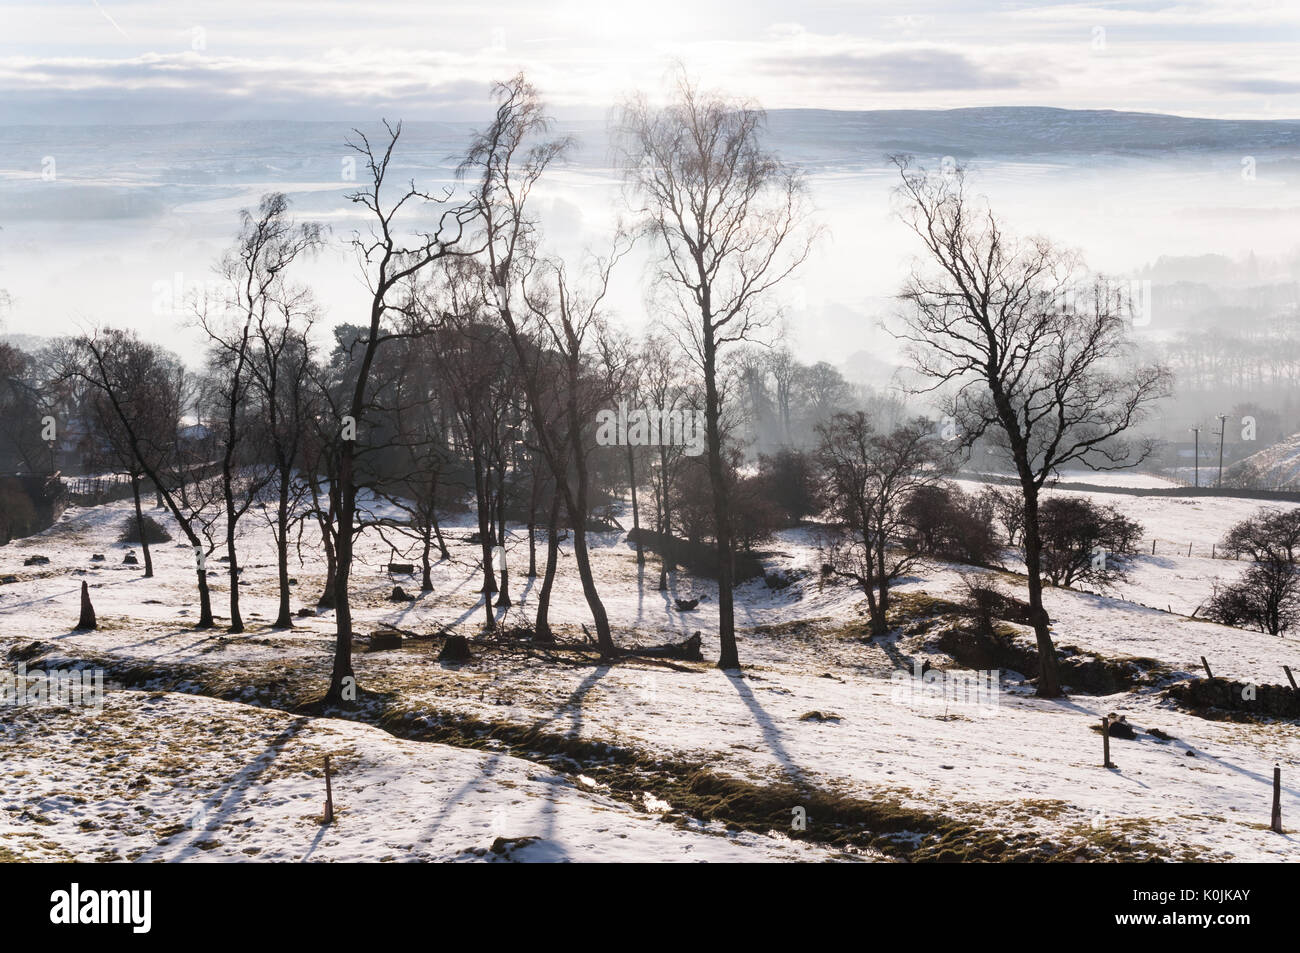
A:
[
  {"left": 761, "top": 107, "right": 1300, "bottom": 164},
  {"left": 1227, "top": 434, "right": 1300, "bottom": 490}
]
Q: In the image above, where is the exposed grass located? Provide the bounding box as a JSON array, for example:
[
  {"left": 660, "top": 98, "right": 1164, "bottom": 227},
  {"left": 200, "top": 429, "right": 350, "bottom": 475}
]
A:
[
  {"left": 368, "top": 705, "right": 1181, "bottom": 862},
  {"left": 3, "top": 617, "right": 1196, "bottom": 863}
]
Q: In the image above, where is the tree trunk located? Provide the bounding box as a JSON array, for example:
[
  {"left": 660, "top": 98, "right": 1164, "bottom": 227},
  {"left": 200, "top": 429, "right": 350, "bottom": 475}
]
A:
[
  {"left": 703, "top": 330, "right": 738, "bottom": 669},
  {"left": 222, "top": 465, "right": 244, "bottom": 633},
  {"left": 1022, "top": 490, "right": 1062, "bottom": 697},
  {"left": 536, "top": 494, "right": 561, "bottom": 640},
  {"left": 325, "top": 447, "right": 356, "bottom": 705},
  {"left": 273, "top": 474, "right": 292, "bottom": 628},
  {"left": 471, "top": 446, "right": 496, "bottom": 628},
  {"left": 627, "top": 444, "right": 643, "bottom": 565},
  {"left": 654, "top": 477, "right": 668, "bottom": 591},
  {"left": 317, "top": 520, "right": 337, "bottom": 609},
  {"left": 527, "top": 472, "right": 540, "bottom": 577},
  {"left": 432, "top": 510, "right": 450, "bottom": 560},
  {"left": 196, "top": 564, "right": 214, "bottom": 629},
  {"left": 420, "top": 527, "right": 433, "bottom": 592},
  {"left": 130, "top": 474, "right": 153, "bottom": 579},
  {"left": 565, "top": 369, "right": 615, "bottom": 656},
  {"left": 495, "top": 462, "right": 511, "bottom": 607}
]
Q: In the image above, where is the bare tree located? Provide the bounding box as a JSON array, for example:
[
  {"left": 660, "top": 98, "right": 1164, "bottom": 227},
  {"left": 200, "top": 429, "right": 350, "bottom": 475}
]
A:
[
  {"left": 0, "top": 343, "right": 58, "bottom": 475},
  {"left": 201, "top": 192, "right": 323, "bottom": 633},
  {"left": 461, "top": 73, "right": 621, "bottom": 654},
  {"left": 248, "top": 293, "right": 321, "bottom": 627},
  {"left": 597, "top": 329, "right": 648, "bottom": 566},
  {"left": 621, "top": 69, "right": 818, "bottom": 669},
  {"left": 641, "top": 333, "right": 695, "bottom": 591},
  {"left": 817, "top": 414, "right": 949, "bottom": 636},
  {"left": 1038, "top": 496, "right": 1142, "bottom": 589},
  {"left": 893, "top": 156, "right": 1170, "bottom": 697},
  {"left": 322, "top": 121, "right": 478, "bottom": 705},
  {"left": 768, "top": 345, "right": 798, "bottom": 447},
  {"left": 87, "top": 387, "right": 162, "bottom": 577},
  {"left": 63, "top": 330, "right": 218, "bottom": 626}
]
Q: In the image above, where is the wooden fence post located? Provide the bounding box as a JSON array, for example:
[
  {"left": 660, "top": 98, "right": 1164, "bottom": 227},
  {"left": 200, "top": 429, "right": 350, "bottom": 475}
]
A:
[
  {"left": 1284, "top": 665, "right": 1298, "bottom": 691},
  {"left": 1272, "top": 765, "right": 1283, "bottom": 834},
  {"left": 324, "top": 755, "right": 334, "bottom": 824},
  {"left": 1102, "top": 717, "right": 1114, "bottom": 769}
]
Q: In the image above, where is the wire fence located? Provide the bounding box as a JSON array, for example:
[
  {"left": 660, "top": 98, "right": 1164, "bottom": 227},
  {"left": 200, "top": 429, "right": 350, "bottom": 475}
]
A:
[{"left": 1139, "top": 538, "right": 1244, "bottom": 560}]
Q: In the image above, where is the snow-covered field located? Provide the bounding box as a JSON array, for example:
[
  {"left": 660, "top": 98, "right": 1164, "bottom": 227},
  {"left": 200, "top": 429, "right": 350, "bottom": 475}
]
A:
[{"left": 2, "top": 490, "right": 1298, "bottom": 863}]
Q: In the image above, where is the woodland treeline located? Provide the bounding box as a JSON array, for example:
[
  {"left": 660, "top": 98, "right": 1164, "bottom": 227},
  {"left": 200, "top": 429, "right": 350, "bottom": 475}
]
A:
[{"left": 0, "top": 72, "right": 1170, "bottom": 702}]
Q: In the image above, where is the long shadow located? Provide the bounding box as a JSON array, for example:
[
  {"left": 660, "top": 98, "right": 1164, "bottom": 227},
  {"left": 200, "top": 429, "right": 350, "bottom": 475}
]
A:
[
  {"left": 878, "top": 634, "right": 920, "bottom": 675},
  {"left": 0, "top": 585, "right": 83, "bottom": 613},
  {"left": 137, "top": 718, "right": 309, "bottom": 862},
  {"left": 531, "top": 662, "right": 615, "bottom": 854},
  {"left": 1036, "top": 695, "right": 1300, "bottom": 798},
  {"left": 723, "top": 670, "right": 805, "bottom": 782},
  {"left": 419, "top": 747, "right": 509, "bottom": 846},
  {"left": 655, "top": 571, "right": 703, "bottom": 639},
  {"left": 416, "top": 664, "right": 612, "bottom": 860},
  {"left": 635, "top": 562, "right": 646, "bottom": 622},
  {"left": 517, "top": 576, "right": 536, "bottom": 606}
]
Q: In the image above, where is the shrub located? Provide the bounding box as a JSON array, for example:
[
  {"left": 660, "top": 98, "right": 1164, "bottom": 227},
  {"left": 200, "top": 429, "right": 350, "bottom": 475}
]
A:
[
  {"left": 754, "top": 449, "right": 821, "bottom": 525},
  {"left": 119, "top": 513, "right": 172, "bottom": 544},
  {"left": 1038, "top": 496, "right": 1142, "bottom": 588},
  {"left": 1202, "top": 559, "right": 1300, "bottom": 636},
  {"left": 901, "top": 482, "right": 999, "bottom": 566}
]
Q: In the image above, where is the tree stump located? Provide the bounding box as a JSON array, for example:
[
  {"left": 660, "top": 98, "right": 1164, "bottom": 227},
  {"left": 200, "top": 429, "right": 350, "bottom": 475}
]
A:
[
  {"left": 438, "top": 635, "right": 473, "bottom": 662},
  {"left": 76, "top": 580, "right": 97, "bottom": 630}
]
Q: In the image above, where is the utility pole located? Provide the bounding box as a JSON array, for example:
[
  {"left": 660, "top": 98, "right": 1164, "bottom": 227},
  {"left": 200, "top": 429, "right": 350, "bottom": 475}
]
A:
[
  {"left": 1215, "top": 414, "right": 1229, "bottom": 487},
  {"left": 1189, "top": 427, "right": 1200, "bottom": 487}
]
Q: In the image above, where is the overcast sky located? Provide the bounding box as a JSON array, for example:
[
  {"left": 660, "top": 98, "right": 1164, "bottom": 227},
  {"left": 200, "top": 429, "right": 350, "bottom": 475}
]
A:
[{"left": 2, "top": 0, "right": 1298, "bottom": 124}]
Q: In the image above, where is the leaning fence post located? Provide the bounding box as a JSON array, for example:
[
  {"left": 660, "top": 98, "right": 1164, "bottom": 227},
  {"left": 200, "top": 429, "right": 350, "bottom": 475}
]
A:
[
  {"left": 1151, "top": 539, "right": 1157, "bottom": 555},
  {"left": 1201, "top": 656, "right": 1213, "bottom": 678},
  {"left": 1272, "top": 765, "right": 1283, "bottom": 834},
  {"left": 1285, "top": 665, "right": 1298, "bottom": 691},
  {"left": 1187, "top": 541, "right": 1193, "bottom": 557}
]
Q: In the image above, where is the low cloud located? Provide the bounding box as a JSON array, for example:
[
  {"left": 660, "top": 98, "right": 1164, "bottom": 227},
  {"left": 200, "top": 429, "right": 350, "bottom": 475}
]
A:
[{"left": 754, "top": 47, "right": 1047, "bottom": 92}]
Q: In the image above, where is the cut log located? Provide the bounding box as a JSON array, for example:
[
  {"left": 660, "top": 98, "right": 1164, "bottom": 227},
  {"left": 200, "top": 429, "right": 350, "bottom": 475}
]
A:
[{"left": 627, "top": 632, "right": 703, "bottom": 662}]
